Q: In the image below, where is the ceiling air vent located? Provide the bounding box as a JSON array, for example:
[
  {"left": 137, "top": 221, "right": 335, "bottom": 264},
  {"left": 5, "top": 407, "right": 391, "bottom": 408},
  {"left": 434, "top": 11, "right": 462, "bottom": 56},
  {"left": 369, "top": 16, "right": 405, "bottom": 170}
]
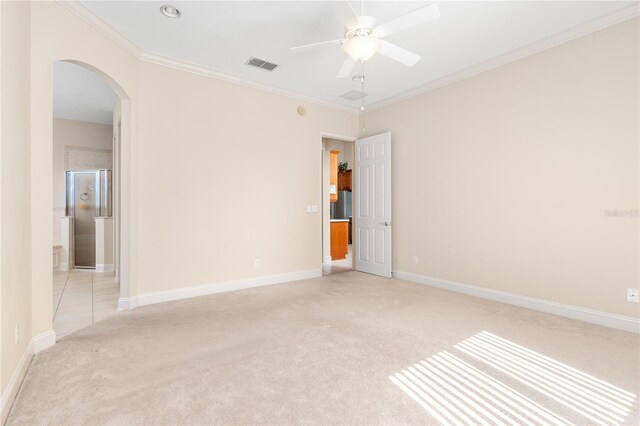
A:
[
  {"left": 340, "top": 90, "right": 368, "bottom": 101},
  {"left": 246, "top": 57, "right": 279, "bottom": 71}
]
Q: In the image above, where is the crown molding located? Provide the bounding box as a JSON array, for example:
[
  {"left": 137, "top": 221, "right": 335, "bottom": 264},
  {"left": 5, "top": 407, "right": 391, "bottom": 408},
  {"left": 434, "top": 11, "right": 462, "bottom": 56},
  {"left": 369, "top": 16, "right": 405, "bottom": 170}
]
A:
[
  {"left": 55, "top": 0, "right": 359, "bottom": 114},
  {"left": 139, "top": 51, "right": 360, "bottom": 114},
  {"left": 366, "top": 4, "right": 640, "bottom": 112},
  {"left": 57, "top": 1, "right": 638, "bottom": 116},
  {"left": 56, "top": 1, "right": 142, "bottom": 57}
]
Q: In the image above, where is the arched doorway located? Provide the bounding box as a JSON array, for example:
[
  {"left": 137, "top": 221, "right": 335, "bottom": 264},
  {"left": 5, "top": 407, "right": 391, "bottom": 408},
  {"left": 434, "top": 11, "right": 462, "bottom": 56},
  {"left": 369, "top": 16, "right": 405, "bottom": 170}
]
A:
[{"left": 48, "top": 59, "right": 132, "bottom": 339}]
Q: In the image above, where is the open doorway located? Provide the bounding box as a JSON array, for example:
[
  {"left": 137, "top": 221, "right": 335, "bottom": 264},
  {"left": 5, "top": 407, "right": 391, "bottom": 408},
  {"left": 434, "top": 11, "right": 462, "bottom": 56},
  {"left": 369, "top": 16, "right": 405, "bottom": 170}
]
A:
[
  {"left": 322, "top": 136, "right": 355, "bottom": 276},
  {"left": 51, "top": 61, "right": 119, "bottom": 338}
]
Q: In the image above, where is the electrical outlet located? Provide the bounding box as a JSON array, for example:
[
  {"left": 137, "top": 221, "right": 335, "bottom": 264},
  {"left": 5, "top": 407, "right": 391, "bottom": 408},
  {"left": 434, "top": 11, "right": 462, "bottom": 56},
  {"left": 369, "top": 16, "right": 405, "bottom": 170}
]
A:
[
  {"left": 254, "top": 259, "right": 261, "bottom": 268},
  {"left": 413, "top": 256, "right": 419, "bottom": 265},
  {"left": 14, "top": 325, "right": 19, "bottom": 345},
  {"left": 627, "top": 288, "right": 639, "bottom": 303}
]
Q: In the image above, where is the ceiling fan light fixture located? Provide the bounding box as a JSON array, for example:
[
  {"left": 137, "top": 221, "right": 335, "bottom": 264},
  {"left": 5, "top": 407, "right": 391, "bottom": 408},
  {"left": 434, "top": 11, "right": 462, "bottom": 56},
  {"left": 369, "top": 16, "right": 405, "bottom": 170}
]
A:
[{"left": 342, "top": 36, "right": 380, "bottom": 62}]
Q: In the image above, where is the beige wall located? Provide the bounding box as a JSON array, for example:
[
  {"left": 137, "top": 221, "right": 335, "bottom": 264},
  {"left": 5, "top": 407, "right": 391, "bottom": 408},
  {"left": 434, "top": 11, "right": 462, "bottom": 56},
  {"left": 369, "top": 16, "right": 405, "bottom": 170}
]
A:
[
  {"left": 137, "top": 61, "right": 358, "bottom": 293},
  {"left": 1, "top": 0, "right": 32, "bottom": 417},
  {"left": 52, "top": 118, "right": 113, "bottom": 244},
  {"left": 362, "top": 18, "right": 640, "bottom": 319}
]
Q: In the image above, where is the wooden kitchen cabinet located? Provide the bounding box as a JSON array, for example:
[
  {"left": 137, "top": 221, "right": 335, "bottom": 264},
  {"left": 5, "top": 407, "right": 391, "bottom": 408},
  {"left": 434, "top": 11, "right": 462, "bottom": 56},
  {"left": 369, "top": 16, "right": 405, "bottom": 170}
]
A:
[
  {"left": 330, "top": 221, "right": 349, "bottom": 260},
  {"left": 338, "top": 170, "right": 352, "bottom": 191},
  {"left": 329, "top": 150, "right": 339, "bottom": 203}
]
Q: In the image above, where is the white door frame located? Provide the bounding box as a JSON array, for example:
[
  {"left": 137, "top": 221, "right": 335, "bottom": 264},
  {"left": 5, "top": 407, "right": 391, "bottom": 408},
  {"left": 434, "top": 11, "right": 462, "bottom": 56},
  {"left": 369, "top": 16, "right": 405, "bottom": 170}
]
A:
[{"left": 319, "top": 132, "right": 357, "bottom": 269}]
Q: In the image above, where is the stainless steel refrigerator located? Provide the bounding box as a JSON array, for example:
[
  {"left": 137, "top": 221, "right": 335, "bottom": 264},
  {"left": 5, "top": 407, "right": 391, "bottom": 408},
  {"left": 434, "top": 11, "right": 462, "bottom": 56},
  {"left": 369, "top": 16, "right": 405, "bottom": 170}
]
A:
[{"left": 334, "top": 190, "right": 352, "bottom": 219}]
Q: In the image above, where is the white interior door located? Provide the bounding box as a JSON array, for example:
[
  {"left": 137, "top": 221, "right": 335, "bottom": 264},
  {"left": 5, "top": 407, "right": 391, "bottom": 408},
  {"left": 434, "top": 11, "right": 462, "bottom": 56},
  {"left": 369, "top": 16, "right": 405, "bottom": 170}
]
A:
[{"left": 354, "top": 132, "right": 392, "bottom": 277}]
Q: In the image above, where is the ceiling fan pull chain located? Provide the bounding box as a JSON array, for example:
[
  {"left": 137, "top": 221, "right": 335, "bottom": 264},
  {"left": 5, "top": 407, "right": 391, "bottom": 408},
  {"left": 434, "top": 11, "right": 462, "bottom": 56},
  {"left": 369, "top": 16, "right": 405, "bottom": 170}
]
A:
[{"left": 360, "top": 61, "right": 366, "bottom": 112}]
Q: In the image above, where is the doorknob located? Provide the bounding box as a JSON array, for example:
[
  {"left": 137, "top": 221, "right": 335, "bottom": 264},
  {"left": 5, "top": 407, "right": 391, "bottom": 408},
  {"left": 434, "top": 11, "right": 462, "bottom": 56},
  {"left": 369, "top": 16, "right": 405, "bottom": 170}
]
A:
[{"left": 380, "top": 221, "right": 391, "bottom": 226}]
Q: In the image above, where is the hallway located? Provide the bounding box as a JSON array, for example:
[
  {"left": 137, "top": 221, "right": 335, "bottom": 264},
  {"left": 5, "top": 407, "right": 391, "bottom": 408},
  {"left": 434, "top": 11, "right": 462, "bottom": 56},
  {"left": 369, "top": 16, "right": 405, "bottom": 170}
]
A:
[{"left": 52, "top": 270, "right": 119, "bottom": 339}]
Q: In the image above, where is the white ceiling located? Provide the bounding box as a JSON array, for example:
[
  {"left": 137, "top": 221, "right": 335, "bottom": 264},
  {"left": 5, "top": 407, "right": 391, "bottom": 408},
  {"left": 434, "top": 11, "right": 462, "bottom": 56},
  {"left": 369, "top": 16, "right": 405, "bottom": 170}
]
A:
[
  {"left": 53, "top": 61, "right": 117, "bottom": 125},
  {"left": 80, "top": 1, "right": 636, "bottom": 111}
]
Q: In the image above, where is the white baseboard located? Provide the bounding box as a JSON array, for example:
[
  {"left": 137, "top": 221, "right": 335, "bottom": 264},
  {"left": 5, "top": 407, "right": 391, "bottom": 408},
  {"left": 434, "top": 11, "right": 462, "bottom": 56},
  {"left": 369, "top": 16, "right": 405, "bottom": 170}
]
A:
[
  {"left": 33, "top": 330, "right": 57, "bottom": 353},
  {"left": 0, "top": 340, "right": 32, "bottom": 423},
  {"left": 118, "top": 269, "right": 322, "bottom": 310},
  {"left": 95, "top": 263, "right": 114, "bottom": 272},
  {"left": 323, "top": 256, "right": 332, "bottom": 264},
  {"left": 0, "top": 329, "right": 56, "bottom": 423},
  {"left": 393, "top": 271, "right": 640, "bottom": 334},
  {"left": 59, "top": 262, "right": 68, "bottom": 272}
]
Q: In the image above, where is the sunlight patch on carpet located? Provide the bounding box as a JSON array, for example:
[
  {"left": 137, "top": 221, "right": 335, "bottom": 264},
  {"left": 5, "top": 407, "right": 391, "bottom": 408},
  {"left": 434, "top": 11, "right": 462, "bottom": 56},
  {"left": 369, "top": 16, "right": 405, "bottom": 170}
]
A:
[
  {"left": 391, "top": 331, "right": 636, "bottom": 425},
  {"left": 456, "top": 332, "right": 635, "bottom": 425}
]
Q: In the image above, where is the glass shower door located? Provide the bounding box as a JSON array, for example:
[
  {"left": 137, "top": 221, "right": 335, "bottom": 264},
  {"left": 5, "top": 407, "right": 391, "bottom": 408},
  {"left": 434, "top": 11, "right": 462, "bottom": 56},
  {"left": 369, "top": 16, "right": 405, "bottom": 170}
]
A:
[{"left": 73, "top": 172, "right": 98, "bottom": 268}]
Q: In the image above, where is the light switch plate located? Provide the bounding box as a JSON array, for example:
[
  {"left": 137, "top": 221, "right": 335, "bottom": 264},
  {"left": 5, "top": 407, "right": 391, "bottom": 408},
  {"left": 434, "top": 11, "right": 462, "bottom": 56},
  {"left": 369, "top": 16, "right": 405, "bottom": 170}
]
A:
[
  {"left": 306, "top": 205, "right": 312, "bottom": 213},
  {"left": 311, "top": 205, "right": 318, "bottom": 213},
  {"left": 329, "top": 185, "right": 337, "bottom": 195}
]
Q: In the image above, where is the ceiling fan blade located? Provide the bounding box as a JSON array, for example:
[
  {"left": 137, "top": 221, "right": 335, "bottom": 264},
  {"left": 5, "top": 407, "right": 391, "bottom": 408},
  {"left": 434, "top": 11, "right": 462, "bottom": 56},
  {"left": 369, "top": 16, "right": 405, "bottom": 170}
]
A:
[
  {"left": 378, "top": 40, "right": 421, "bottom": 66},
  {"left": 375, "top": 4, "right": 440, "bottom": 38},
  {"left": 330, "top": 0, "right": 360, "bottom": 29},
  {"left": 337, "top": 56, "right": 357, "bottom": 78},
  {"left": 290, "top": 39, "right": 342, "bottom": 54}
]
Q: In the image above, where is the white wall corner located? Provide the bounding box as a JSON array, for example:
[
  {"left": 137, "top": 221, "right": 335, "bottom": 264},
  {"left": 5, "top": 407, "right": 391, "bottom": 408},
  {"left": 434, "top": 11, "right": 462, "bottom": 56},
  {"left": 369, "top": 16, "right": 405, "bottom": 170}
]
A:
[
  {"left": 0, "top": 341, "right": 33, "bottom": 423},
  {"left": 33, "top": 330, "right": 57, "bottom": 353},
  {"left": 393, "top": 271, "right": 640, "bottom": 334}
]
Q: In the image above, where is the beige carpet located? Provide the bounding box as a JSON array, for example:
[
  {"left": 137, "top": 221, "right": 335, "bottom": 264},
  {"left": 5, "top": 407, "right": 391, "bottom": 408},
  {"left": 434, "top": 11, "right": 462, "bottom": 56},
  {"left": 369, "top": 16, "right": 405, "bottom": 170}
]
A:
[{"left": 7, "top": 272, "right": 640, "bottom": 425}]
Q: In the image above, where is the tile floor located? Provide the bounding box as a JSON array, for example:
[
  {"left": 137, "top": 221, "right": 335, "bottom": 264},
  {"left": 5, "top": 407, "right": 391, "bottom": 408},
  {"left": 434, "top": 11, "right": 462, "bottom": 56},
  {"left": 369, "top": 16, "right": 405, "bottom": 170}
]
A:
[{"left": 52, "top": 270, "right": 120, "bottom": 339}]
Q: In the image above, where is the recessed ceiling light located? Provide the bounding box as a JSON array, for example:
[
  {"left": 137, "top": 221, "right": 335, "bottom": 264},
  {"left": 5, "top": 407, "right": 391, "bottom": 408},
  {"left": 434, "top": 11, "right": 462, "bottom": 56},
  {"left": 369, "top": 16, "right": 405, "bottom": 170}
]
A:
[{"left": 160, "top": 5, "right": 181, "bottom": 18}]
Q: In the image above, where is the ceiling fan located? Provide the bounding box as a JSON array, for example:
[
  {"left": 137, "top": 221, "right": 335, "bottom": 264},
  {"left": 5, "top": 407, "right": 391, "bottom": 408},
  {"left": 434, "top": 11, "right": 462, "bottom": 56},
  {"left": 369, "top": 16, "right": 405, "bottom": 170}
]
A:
[{"left": 289, "top": 1, "right": 440, "bottom": 78}]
